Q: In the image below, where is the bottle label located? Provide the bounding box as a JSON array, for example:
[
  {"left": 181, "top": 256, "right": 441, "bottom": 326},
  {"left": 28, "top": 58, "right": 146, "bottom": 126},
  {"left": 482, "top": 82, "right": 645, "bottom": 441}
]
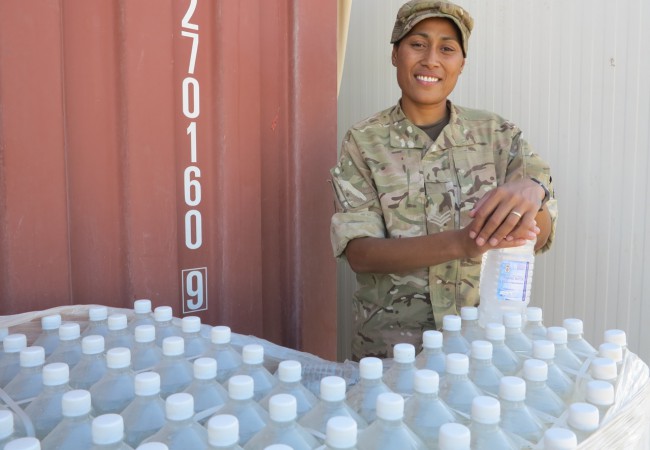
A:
[{"left": 496, "top": 260, "right": 530, "bottom": 302}]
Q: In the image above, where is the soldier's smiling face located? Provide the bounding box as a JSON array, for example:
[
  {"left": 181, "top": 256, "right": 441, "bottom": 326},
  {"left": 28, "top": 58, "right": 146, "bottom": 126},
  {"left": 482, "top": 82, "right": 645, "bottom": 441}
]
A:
[{"left": 392, "top": 17, "right": 465, "bottom": 125}]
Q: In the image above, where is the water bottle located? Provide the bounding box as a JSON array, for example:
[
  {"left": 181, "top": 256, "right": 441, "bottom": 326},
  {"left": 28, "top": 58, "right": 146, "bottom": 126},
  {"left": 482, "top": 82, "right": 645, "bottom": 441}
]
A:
[
  {"left": 24, "top": 362, "right": 71, "bottom": 439},
  {"left": 468, "top": 340, "right": 503, "bottom": 396},
  {"left": 441, "top": 316, "right": 470, "bottom": 355},
  {"left": 403, "top": 369, "right": 456, "bottom": 446},
  {"left": 566, "top": 402, "right": 599, "bottom": 444},
  {"left": 0, "top": 327, "right": 8, "bottom": 359},
  {"left": 346, "top": 357, "right": 393, "bottom": 423},
  {"left": 468, "top": 396, "right": 517, "bottom": 450},
  {"left": 260, "top": 360, "right": 318, "bottom": 419},
  {"left": 414, "top": 330, "right": 445, "bottom": 376},
  {"left": 0, "top": 334, "right": 27, "bottom": 386},
  {"left": 207, "top": 414, "right": 243, "bottom": 450},
  {"left": 478, "top": 239, "right": 535, "bottom": 327},
  {"left": 603, "top": 329, "right": 627, "bottom": 355},
  {"left": 521, "top": 359, "right": 566, "bottom": 419},
  {"left": 438, "top": 353, "right": 483, "bottom": 421},
  {"left": 563, "top": 319, "right": 597, "bottom": 361},
  {"left": 438, "top": 423, "right": 470, "bottom": 450},
  {"left": 585, "top": 380, "right": 614, "bottom": 423},
  {"left": 152, "top": 337, "right": 193, "bottom": 398},
  {"left": 0, "top": 410, "right": 18, "bottom": 448},
  {"left": 142, "top": 393, "right": 208, "bottom": 450},
  {"left": 4, "top": 437, "right": 41, "bottom": 450},
  {"left": 233, "top": 345, "right": 277, "bottom": 402},
  {"left": 33, "top": 315, "right": 61, "bottom": 357},
  {"left": 598, "top": 343, "right": 623, "bottom": 369},
  {"left": 524, "top": 307, "right": 547, "bottom": 341},
  {"left": 531, "top": 340, "right": 574, "bottom": 402},
  {"left": 89, "top": 347, "right": 135, "bottom": 414},
  {"left": 69, "top": 335, "right": 107, "bottom": 390},
  {"left": 130, "top": 300, "right": 155, "bottom": 331},
  {"left": 121, "top": 372, "right": 167, "bottom": 448},
  {"left": 383, "top": 343, "right": 417, "bottom": 395},
  {"left": 105, "top": 314, "right": 134, "bottom": 351},
  {"left": 83, "top": 306, "right": 109, "bottom": 338},
  {"left": 206, "top": 326, "right": 242, "bottom": 383},
  {"left": 3, "top": 346, "right": 45, "bottom": 404},
  {"left": 215, "top": 375, "right": 269, "bottom": 446},
  {"left": 183, "top": 357, "right": 228, "bottom": 423},
  {"left": 245, "top": 394, "right": 320, "bottom": 450},
  {"left": 460, "top": 307, "right": 483, "bottom": 343},
  {"left": 180, "top": 317, "right": 209, "bottom": 360},
  {"left": 322, "top": 416, "right": 357, "bottom": 450},
  {"left": 483, "top": 323, "right": 520, "bottom": 375},
  {"left": 503, "top": 312, "right": 532, "bottom": 358},
  {"left": 46, "top": 322, "right": 82, "bottom": 368},
  {"left": 153, "top": 307, "right": 181, "bottom": 347},
  {"left": 498, "top": 376, "right": 545, "bottom": 444},
  {"left": 299, "top": 376, "right": 367, "bottom": 441},
  {"left": 546, "top": 327, "right": 582, "bottom": 378},
  {"left": 356, "top": 393, "right": 426, "bottom": 450},
  {"left": 132, "top": 325, "right": 163, "bottom": 371},
  {"left": 40, "top": 389, "right": 93, "bottom": 450},
  {"left": 541, "top": 427, "right": 577, "bottom": 450},
  {"left": 589, "top": 357, "right": 617, "bottom": 385},
  {"left": 90, "top": 414, "right": 132, "bottom": 450}
]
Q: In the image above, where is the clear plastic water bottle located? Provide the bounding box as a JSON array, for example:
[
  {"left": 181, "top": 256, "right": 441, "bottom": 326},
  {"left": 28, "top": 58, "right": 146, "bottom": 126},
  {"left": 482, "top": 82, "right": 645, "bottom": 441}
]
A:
[
  {"left": 260, "top": 360, "right": 318, "bottom": 419},
  {"left": 299, "top": 376, "right": 367, "bottom": 441},
  {"left": 468, "top": 340, "right": 504, "bottom": 396},
  {"left": 90, "top": 414, "right": 132, "bottom": 450},
  {"left": 89, "top": 347, "right": 135, "bottom": 414},
  {"left": 438, "top": 353, "right": 483, "bottom": 421},
  {"left": 183, "top": 357, "right": 228, "bottom": 423},
  {"left": 468, "top": 396, "right": 518, "bottom": 450},
  {"left": 541, "top": 427, "right": 577, "bottom": 450},
  {"left": 503, "top": 312, "right": 532, "bottom": 358},
  {"left": 603, "top": 329, "right": 627, "bottom": 355},
  {"left": 83, "top": 306, "right": 109, "bottom": 338},
  {"left": 121, "top": 372, "right": 167, "bottom": 448},
  {"left": 460, "top": 307, "right": 484, "bottom": 343},
  {"left": 69, "top": 335, "right": 107, "bottom": 390},
  {"left": 153, "top": 307, "right": 182, "bottom": 347},
  {"left": 589, "top": 357, "right": 617, "bottom": 385},
  {"left": 598, "top": 343, "right": 623, "bottom": 369},
  {"left": 403, "top": 369, "right": 456, "bottom": 446},
  {"left": 566, "top": 402, "right": 599, "bottom": 444},
  {"left": 24, "top": 362, "right": 71, "bottom": 439},
  {"left": 498, "top": 376, "right": 545, "bottom": 444},
  {"left": 356, "top": 392, "right": 426, "bottom": 450},
  {"left": 215, "top": 375, "right": 269, "bottom": 446},
  {"left": 531, "top": 340, "right": 574, "bottom": 402},
  {"left": 46, "top": 322, "right": 82, "bottom": 368},
  {"left": 442, "top": 316, "right": 470, "bottom": 355},
  {"left": 132, "top": 325, "right": 163, "bottom": 372},
  {"left": 142, "top": 393, "right": 208, "bottom": 450},
  {"left": 524, "top": 307, "right": 547, "bottom": 341},
  {"left": 521, "top": 359, "right": 566, "bottom": 419},
  {"left": 484, "top": 323, "right": 520, "bottom": 375},
  {"left": 207, "top": 414, "right": 242, "bottom": 450},
  {"left": 40, "top": 389, "right": 93, "bottom": 450},
  {"left": 245, "top": 393, "right": 320, "bottom": 449},
  {"left": 4, "top": 437, "right": 41, "bottom": 450},
  {"left": 415, "top": 330, "right": 445, "bottom": 376},
  {"left": 346, "top": 357, "right": 393, "bottom": 423},
  {"left": 0, "top": 410, "right": 18, "bottom": 448},
  {"left": 33, "top": 315, "right": 61, "bottom": 357},
  {"left": 322, "top": 416, "right": 357, "bottom": 450},
  {"left": 153, "top": 336, "right": 193, "bottom": 399},
  {"left": 105, "top": 314, "right": 134, "bottom": 351},
  {"left": 438, "top": 423, "right": 471, "bottom": 450},
  {"left": 130, "top": 300, "right": 155, "bottom": 331},
  {"left": 3, "top": 346, "right": 45, "bottom": 403},
  {"left": 0, "top": 334, "right": 28, "bottom": 387},
  {"left": 233, "top": 344, "right": 277, "bottom": 402},
  {"left": 180, "top": 316, "right": 209, "bottom": 360},
  {"left": 0, "top": 327, "right": 8, "bottom": 360},
  {"left": 546, "top": 327, "right": 582, "bottom": 378},
  {"left": 585, "top": 380, "right": 614, "bottom": 423},
  {"left": 383, "top": 343, "right": 417, "bottom": 395},
  {"left": 206, "top": 326, "right": 242, "bottom": 383},
  {"left": 563, "top": 319, "right": 597, "bottom": 361}
]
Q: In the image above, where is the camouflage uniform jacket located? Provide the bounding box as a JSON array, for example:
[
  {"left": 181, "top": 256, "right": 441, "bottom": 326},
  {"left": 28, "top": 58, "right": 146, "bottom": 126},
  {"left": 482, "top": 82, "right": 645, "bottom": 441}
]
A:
[{"left": 330, "top": 101, "right": 557, "bottom": 359}]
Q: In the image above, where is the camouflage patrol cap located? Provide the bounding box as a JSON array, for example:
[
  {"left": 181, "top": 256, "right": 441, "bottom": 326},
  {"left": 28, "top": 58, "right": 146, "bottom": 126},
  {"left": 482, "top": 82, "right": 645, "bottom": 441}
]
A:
[{"left": 391, "top": 0, "right": 474, "bottom": 56}]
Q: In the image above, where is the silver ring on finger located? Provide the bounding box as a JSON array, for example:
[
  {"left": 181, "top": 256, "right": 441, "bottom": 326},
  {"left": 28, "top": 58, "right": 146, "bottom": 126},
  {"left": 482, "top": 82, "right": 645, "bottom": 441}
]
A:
[{"left": 509, "top": 210, "right": 523, "bottom": 219}]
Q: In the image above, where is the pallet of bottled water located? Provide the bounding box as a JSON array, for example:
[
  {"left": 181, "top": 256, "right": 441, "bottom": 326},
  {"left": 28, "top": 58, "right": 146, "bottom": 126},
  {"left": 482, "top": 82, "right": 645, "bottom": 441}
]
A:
[{"left": 0, "top": 302, "right": 648, "bottom": 450}]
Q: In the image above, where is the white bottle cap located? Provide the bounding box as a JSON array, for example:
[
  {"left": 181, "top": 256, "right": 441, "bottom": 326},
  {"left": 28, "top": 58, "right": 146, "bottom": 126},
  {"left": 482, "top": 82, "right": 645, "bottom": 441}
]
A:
[
  {"left": 590, "top": 357, "right": 617, "bottom": 381},
  {"left": 4, "top": 437, "right": 41, "bottom": 450},
  {"left": 41, "top": 314, "right": 62, "bottom": 331},
  {"left": 359, "top": 357, "right": 383, "bottom": 380},
  {"left": 89, "top": 306, "right": 108, "bottom": 322},
  {"left": 134, "top": 299, "right": 152, "bottom": 314},
  {"left": 320, "top": 376, "right": 346, "bottom": 402},
  {"left": 563, "top": 318, "right": 584, "bottom": 335},
  {"left": 20, "top": 346, "right": 45, "bottom": 368},
  {"left": 165, "top": 393, "right": 194, "bottom": 421},
  {"left": 62, "top": 389, "right": 91, "bottom": 417},
  {"left": 326, "top": 416, "right": 357, "bottom": 448},
  {"left": 568, "top": 402, "right": 599, "bottom": 432},
  {"left": 532, "top": 339, "right": 555, "bottom": 360},
  {"left": 446, "top": 353, "right": 469, "bottom": 375},
  {"left": 135, "top": 371, "right": 161, "bottom": 396},
  {"left": 599, "top": 343, "right": 623, "bottom": 364},
  {"left": 211, "top": 326, "right": 232, "bottom": 344},
  {"left": 543, "top": 427, "right": 578, "bottom": 450},
  {"left": 82, "top": 335, "right": 105, "bottom": 355},
  {"left": 135, "top": 324, "right": 156, "bottom": 343},
  {"left": 438, "top": 423, "right": 471, "bottom": 450},
  {"left": 499, "top": 376, "right": 526, "bottom": 402},
  {"left": 0, "top": 410, "right": 14, "bottom": 439},
  {"left": 422, "top": 330, "right": 443, "bottom": 349},
  {"left": 92, "top": 414, "right": 124, "bottom": 445},
  {"left": 193, "top": 357, "right": 217, "bottom": 380},
  {"left": 106, "top": 347, "right": 131, "bottom": 369},
  {"left": 3, "top": 334, "right": 26, "bottom": 353},
  {"left": 376, "top": 392, "right": 404, "bottom": 421},
  {"left": 586, "top": 380, "right": 615, "bottom": 407},
  {"left": 228, "top": 375, "right": 254, "bottom": 400},
  {"left": 108, "top": 314, "right": 128, "bottom": 331},
  {"left": 264, "top": 446, "right": 293, "bottom": 450},
  {"left": 523, "top": 359, "right": 548, "bottom": 382},
  {"left": 526, "top": 307, "right": 543, "bottom": 322},
  {"left": 471, "top": 340, "right": 493, "bottom": 360},
  {"left": 136, "top": 443, "right": 169, "bottom": 450},
  {"left": 604, "top": 329, "right": 627, "bottom": 347},
  {"left": 503, "top": 313, "right": 522, "bottom": 329},
  {"left": 460, "top": 307, "right": 478, "bottom": 321},
  {"left": 393, "top": 343, "right": 415, "bottom": 363},
  {"left": 471, "top": 396, "right": 500, "bottom": 424},
  {"left": 59, "top": 323, "right": 80, "bottom": 341},
  {"left": 162, "top": 336, "right": 184, "bottom": 356},
  {"left": 414, "top": 369, "right": 439, "bottom": 394},
  {"left": 443, "top": 315, "right": 461, "bottom": 332},
  {"left": 182, "top": 316, "right": 201, "bottom": 333},
  {"left": 546, "top": 327, "right": 568, "bottom": 344},
  {"left": 241, "top": 344, "right": 263, "bottom": 364},
  {"left": 208, "top": 414, "right": 239, "bottom": 447},
  {"left": 485, "top": 323, "right": 505, "bottom": 341},
  {"left": 278, "top": 360, "right": 302, "bottom": 382},
  {"left": 154, "top": 306, "right": 173, "bottom": 322},
  {"left": 43, "top": 362, "right": 69, "bottom": 386},
  {"left": 269, "top": 393, "right": 297, "bottom": 422}
]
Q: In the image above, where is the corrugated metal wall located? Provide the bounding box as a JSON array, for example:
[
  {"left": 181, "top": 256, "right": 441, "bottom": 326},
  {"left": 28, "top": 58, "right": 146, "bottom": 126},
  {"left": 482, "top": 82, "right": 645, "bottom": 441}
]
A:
[
  {"left": 338, "top": 0, "right": 650, "bottom": 362},
  {"left": 0, "top": 0, "right": 337, "bottom": 359}
]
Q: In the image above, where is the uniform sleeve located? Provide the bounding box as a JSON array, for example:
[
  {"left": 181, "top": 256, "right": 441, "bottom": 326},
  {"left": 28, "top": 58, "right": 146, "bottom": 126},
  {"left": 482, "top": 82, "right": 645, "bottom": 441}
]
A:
[{"left": 329, "top": 131, "right": 387, "bottom": 258}]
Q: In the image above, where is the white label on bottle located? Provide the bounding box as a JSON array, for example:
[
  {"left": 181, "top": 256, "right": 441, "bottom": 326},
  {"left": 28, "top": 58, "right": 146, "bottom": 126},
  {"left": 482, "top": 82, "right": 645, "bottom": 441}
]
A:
[{"left": 496, "top": 260, "right": 530, "bottom": 302}]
